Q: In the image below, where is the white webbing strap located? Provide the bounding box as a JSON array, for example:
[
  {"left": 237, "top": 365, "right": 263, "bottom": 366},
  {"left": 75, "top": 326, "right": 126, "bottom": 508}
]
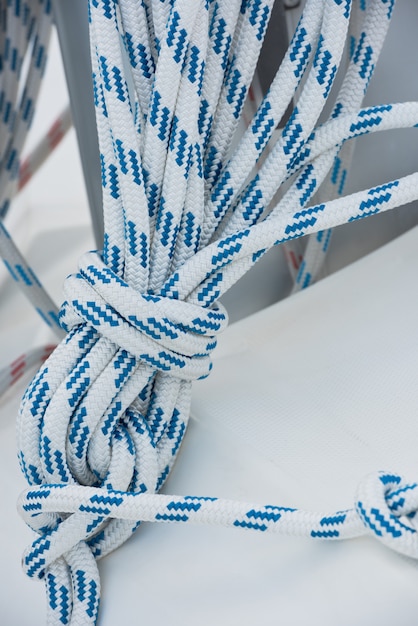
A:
[
  {"left": 0, "top": 3, "right": 73, "bottom": 396},
  {"left": 13, "top": 1, "right": 418, "bottom": 624},
  {"left": 18, "top": 104, "right": 72, "bottom": 191},
  {"left": 0, "top": 0, "right": 64, "bottom": 333}
]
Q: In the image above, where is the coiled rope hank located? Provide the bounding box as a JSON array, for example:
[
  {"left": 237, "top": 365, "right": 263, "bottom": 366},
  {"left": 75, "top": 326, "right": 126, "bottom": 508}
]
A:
[{"left": 15, "top": 0, "right": 418, "bottom": 624}]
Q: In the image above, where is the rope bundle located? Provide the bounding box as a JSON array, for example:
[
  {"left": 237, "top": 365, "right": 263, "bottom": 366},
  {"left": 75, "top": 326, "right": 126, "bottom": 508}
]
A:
[{"left": 11, "top": 0, "right": 418, "bottom": 623}]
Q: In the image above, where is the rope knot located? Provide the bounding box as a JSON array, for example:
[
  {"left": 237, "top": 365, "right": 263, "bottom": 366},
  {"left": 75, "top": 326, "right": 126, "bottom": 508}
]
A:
[
  {"left": 355, "top": 472, "right": 418, "bottom": 557},
  {"left": 17, "top": 250, "right": 228, "bottom": 601},
  {"left": 59, "top": 251, "right": 228, "bottom": 381}
]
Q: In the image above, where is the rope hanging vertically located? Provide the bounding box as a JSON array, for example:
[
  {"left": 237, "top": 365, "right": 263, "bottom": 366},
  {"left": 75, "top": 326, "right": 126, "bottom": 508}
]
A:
[{"left": 12, "top": 0, "right": 418, "bottom": 624}]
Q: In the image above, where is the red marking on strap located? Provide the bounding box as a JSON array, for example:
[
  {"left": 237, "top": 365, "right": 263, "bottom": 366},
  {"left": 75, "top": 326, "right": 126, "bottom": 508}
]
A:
[
  {"left": 42, "top": 345, "right": 56, "bottom": 361},
  {"left": 48, "top": 119, "right": 65, "bottom": 150},
  {"left": 10, "top": 359, "right": 26, "bottom": 378},
  {"left": 10, "top": 353, "right": 25, "bottom": 368},
  {"left": 10, "top": 372, "right": 24, "bottom": 386},
  {"left": 288, "top": 250, "right": 300, "bottom": 271},
  {"left": 18, "top": 160, "right": 32, "bottom": 190}
]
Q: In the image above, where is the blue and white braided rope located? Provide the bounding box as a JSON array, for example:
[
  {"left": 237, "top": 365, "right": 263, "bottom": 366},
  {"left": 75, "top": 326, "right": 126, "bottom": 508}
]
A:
[
  {"left": 18, "top": 472, "right": 418, "bottom": 561},
  {"left": 14, "top": 0, "right": 418, "bottom": 624},
  {"left": 290, "top": 0, "right": 398, "bottom": 290}
]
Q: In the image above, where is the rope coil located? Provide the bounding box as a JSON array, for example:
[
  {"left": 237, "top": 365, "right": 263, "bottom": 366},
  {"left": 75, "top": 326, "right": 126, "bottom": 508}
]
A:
[{"left": 5, "top": 0, "right": 418, "bottom": 623}]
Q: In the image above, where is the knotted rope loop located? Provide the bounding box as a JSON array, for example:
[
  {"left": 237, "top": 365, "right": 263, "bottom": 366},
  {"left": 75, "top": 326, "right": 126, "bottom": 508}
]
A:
[
  {"left": 60, "top": 251, "right": 228, "bottom": 381},
  {"left": 17, "top": 248, "right": 228, "bottom": 590},
  {"left": 355, "top": 472, "right": 418, "bottom": 558}
]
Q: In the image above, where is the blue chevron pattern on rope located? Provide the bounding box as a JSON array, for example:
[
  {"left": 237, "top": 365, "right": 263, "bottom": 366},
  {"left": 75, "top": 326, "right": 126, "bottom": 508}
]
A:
[
  {"left": 282, "top": 108, "right": 304, "bottom": 163},
  {"left": 313, "top": 35, "right": 337, "bottom": 99},
  {"left": 249, "top": 1, "right": 270, "bottom": 42},
  {"left": 225, "top": 65, "right": 247, "bottom": 121},
  {"left": 252, "top": 100, "right": 274, "bottom": 152},
  {"left": 47, "top": 573, "right": 71, "bottom": 624},
  {"left": 240, "top": 176, "right": 264, "bottom": 223},
  {"left": 289, "top": 26, "right": 311, "bottom": 78}
]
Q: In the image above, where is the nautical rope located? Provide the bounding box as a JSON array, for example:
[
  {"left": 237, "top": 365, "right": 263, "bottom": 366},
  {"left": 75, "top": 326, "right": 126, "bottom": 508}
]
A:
[
  {"left": 290, "top": 0, "right": 397, "bottom": 290},
  {"left": 19, "top": 472, "right": 418, "bottom": 557},
  {"left": 11, "top": 0, "right": 418, "bottom": 624}
]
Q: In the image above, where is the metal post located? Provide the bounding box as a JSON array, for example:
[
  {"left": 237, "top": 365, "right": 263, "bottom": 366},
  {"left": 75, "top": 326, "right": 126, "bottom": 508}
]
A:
[{"left": 52, "top": 0, "right": 104, "bottom": 248}]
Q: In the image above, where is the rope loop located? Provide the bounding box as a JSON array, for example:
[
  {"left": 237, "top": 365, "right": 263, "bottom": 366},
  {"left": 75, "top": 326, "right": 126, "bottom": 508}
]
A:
[
  {"left": 60, "top": 250, "right": 228, "bottom": 380},
  {"left": 355, "top": 472, "right": 418, "bottom": 557}
]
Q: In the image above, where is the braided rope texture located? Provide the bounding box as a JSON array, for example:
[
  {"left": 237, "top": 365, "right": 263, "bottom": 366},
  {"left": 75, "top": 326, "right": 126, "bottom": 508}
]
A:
[
  {"left": 12, "top": 0, "right": 418, "bottom": 623},
  {"left": 285, "top": 0, "right": 396, "bottom": 290}
]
